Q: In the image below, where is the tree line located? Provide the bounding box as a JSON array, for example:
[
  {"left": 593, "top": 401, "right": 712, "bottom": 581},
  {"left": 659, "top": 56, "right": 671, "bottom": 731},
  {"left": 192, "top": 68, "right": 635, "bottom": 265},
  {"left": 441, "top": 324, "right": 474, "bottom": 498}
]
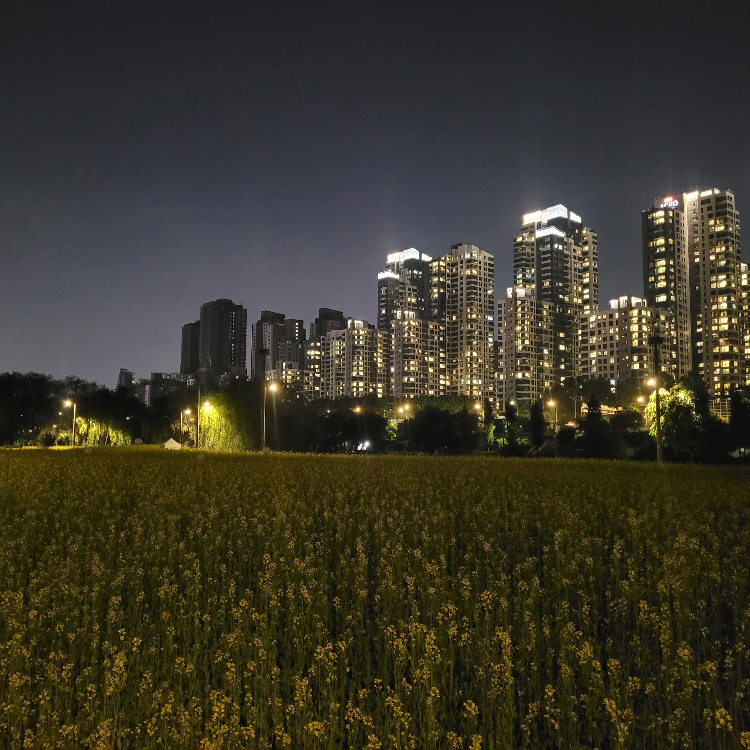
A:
[{"left": 1, "top": 371, "right": 748, "bottom": 462}]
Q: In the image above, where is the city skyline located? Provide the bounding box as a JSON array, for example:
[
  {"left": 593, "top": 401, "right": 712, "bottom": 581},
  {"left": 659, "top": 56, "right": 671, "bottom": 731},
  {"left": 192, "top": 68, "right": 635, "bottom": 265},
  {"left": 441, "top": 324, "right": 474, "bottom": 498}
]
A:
[
  {"left": 2, "top": 4, "right": 749, "bottom": 386},
  {"left": 5, "top": 186, "right": 744, "bottom": 389}
]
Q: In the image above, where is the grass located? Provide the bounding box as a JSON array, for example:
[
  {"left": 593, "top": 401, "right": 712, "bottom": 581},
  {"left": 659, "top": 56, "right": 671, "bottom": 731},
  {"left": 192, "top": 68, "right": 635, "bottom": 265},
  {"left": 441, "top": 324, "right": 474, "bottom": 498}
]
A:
[{"left": 1, "top": 450, "right": 749, "bottom": 748}]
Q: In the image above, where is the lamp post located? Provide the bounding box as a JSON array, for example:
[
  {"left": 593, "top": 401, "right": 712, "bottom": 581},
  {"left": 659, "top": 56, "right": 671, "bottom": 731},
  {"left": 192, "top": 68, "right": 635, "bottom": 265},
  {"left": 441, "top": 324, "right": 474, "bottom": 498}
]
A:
[
  {"left": 181, "top": 408, "right": 191, "bottom": 445},
  {"left": 547, "top": 399, "right": 557, "bottom": 431},
  {"left": 648, "top": 333, "right": 665, "bottom": 464},
  {"left": 637, "top": 396, "right": 647, "bottom": 429},
  {"left": 196, "top": 384, "right": 201, "bottom": 448},
  {"left": 200, "top": 402, "right": 211, "bottom": 449},
  {"left": 262, "top": 382, "right": 277, "bottom": 452},
  {"left": 63, "top": 400, "right": 77, "bottom": 447}
]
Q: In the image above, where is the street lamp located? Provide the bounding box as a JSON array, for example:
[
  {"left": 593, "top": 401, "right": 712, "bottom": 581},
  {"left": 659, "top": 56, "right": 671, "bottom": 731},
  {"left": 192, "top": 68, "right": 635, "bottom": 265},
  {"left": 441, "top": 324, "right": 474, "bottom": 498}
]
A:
[
  {"left": 196, "top": 402, "right": 211, "bottom": 449},
  {"left": 63, "top": 400, "right": 77, "bottom": 447},
  {"left": 547, "top": 399, "right": 557, "bottom": 430},
  {"left": 647, "top": 376, "right": 663, "bottom": 463},
  {"left": 262, "top": 382, "right": 277, "bottom": 452},
  {"left": 180, "top": 408, "right": 191, "bottom": 445}
]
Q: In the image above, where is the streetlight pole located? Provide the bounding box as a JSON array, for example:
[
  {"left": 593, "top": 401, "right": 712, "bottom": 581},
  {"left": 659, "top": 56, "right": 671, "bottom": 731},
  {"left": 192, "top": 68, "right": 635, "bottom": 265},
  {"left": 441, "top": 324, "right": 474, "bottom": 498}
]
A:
[
  {"left": 547, "top": 399, "right": 557, "bottom": 431},
  {"left": 180, "top": 408, "right": 191, "bottom": 445},
  {"left": 196, "top": 383, "right": 201, "bottom": 449},
  {"left": 648, "top": 334, "right": 665, "bottom": 464},
  {"left": 262, "top": 382, "right": 277, "bottom": 452},
  {"left": 64, "top": 400, "right": 77, "bottom": 447}
]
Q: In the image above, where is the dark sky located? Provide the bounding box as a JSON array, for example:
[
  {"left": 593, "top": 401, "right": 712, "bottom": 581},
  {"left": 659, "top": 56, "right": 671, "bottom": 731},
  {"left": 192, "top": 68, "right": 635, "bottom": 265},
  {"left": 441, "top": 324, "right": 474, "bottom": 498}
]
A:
[{"left": 2, "top": 2, "right": 749, "bottom": 386}]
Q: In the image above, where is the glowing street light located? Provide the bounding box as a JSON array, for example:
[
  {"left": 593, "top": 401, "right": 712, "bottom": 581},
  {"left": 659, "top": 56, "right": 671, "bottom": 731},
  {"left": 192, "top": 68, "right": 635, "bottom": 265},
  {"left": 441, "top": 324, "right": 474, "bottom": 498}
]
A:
[
  {"left": 648, "top": 333, "right": 665, "bottom": 464},
  {"left": 63, "top": 400, "right": 77, "bottom": 447},
  {"left": 547, "top": 399, "right": 558, "bottom": 429},
  {"left": 354, "top": 406, "right": 361, "bottom": 413},
  {"left": 180, "top": 408, "right": 192, "bottom": 444},
  {"left": 262, "top": 382, "right": 278, "bottom": 453}
]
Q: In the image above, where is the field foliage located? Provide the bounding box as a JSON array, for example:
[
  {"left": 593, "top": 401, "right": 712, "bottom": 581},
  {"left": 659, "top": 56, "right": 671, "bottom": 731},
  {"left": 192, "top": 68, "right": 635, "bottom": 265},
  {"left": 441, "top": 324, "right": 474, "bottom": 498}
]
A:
[{"left": 1, "top": 450, "right": 749, "bottom": 748}]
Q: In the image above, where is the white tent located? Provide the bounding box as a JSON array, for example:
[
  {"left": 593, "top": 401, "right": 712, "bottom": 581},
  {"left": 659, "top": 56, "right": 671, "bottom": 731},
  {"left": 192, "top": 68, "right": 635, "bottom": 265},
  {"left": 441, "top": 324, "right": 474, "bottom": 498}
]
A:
[{"left": 161, "top": 438, "right": 182, "bottom": 450}]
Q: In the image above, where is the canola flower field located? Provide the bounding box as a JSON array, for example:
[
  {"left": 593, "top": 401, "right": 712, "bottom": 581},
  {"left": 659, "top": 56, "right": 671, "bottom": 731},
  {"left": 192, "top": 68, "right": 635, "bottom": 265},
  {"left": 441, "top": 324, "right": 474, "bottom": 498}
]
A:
[{"left": 1, "top": 450, "right": 749, "bottom": 749}]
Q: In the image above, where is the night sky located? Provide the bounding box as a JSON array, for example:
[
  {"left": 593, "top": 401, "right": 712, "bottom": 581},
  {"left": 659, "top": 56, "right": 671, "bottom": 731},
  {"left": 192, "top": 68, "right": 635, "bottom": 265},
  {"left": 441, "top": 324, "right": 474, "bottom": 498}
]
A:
[{"left": 2, "top": 2, "right": 749, "bottom": 386}]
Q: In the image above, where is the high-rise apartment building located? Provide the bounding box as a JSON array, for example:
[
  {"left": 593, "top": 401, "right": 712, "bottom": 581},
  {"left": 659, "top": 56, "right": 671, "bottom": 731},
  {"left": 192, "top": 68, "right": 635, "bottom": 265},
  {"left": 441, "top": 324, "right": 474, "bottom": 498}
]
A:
[
  {"left": 685, "top": 188, "right": 742, "bottom": 400},
  {"left": 303, "top": 338, "right": 323, "bottom": 400},
  {"left": 642, "top": 197, "right": 692, "bottom": 379},
  {"left": 741, "top": 262, "right": 750, "bottom": 387},
  {"left": 443, "top": 243, "right": 495, "bottom": 399},
  {"left": 496, "top": 286, "right": 553, "bottom": 407},
  {"left": 579, "top": 296, "right": 671, "bottom": 385},
  {"left": 508, "top": 205, "right": 597, "bottom": 389},
  {"left": 251, "top": 311, "right": 285, "bottom": 380},
  {"left": 309, "top": 308, "right": 347, "bottom": 339},
  {"left": 198, "top": 299, "right": 247, "bottom": 379},
  {"left": 251, "top": 312, "right": 306, "bottom": 381},
  {"left": 180, "top": 321, "right": 201, "bottom": 375},
  {"left": 377, "top": 249, "right": 433, "bottom": 397},
  {"left": 320, "top": 319, "right": 387, "bottom": 399},
  {"left": 377, "top": 249, "right": 431, "bottom": 329},
  {"left": 117, "top": 369, "right": 136, "bottom": 390}
]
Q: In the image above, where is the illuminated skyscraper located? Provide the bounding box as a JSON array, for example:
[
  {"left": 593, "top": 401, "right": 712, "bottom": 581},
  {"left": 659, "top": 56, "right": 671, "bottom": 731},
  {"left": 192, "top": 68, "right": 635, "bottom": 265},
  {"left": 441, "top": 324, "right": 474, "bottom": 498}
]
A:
[
  {"left": 496, "top": 286, "right": 553, "bottom": 407},
  {"left": 684, "top": 188, "right": 742, "bottom": 401},
  {"left": 579, "top": 296, "right": 671, "bottom": 384},
  {"left": 741, "top": 262, "right": 750, "bottom": 387},
  {"left": 376, "top": 249, "right": 433, "bottom": 397},
  {"left": 642, "top": 196, "right": 692, "bottom": 378},
  {"left": 444, "top": 243, "right": 495, "bottom": 399},
  {"left": 320, "top": 319, "right": 387, "bottom": 399},
  {"left": 510, "top": 205, "right": 597, "bottom": 388}
]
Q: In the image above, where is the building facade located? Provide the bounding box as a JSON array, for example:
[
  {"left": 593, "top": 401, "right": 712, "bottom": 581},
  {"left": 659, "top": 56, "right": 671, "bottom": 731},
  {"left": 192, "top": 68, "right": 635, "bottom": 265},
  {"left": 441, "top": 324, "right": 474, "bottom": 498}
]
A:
[
  {"left": 642, "top": 197, "right": 691, "bottom": 379},
  {"left": 742, "top": 262, "right": 750, "bottom": 388},
  {"left": 685, "top": 188, "right": 742, "bottom": 400},
  {"left": 444, "top": 243, "right": 495, "bottom": 399},
  {"left": 496, "top": 286, "right": 553, "bottom": 407},
  {"left": 319, "top": 320, "right": 387, "bottom": 399},
  {"left": 512, "top": 205, "right": 598, "bottom": 389},
  {"left": 579, "top": 296, "right": 671, "bottom": 385},
  {"left": 198, "top": 299, "right": 247, "bottom": 380},
  {"left": 376, "top": 248, "right": 434, "bottom": 397},
  {"left": 180, "top": 321, "right": 200, "bottom": 375}
]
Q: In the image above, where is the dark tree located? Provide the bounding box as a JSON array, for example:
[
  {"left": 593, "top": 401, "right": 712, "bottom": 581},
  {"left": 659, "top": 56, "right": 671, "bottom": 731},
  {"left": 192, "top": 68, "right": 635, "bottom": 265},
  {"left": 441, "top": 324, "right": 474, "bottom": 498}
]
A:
[
  {"left": 556, "top": 425, "right": 576, "bottom": 456},
  {"left": 409, "top": 407, "right": 458, "bottom": 454},
  {"left": 453, "top": 410, "right": 480, "bottom": 454},
  {"left": 529, "top": 400, "right": 546, "bottom": 451},
  {"left": 729, "top": 391, "right": 750, "bottom": 454},
  {"left": 502, "top": 400, "right": 522, "bottom": 456},
  {"left": 577, "top": 393, "right": 623, "bottom": 459}
]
